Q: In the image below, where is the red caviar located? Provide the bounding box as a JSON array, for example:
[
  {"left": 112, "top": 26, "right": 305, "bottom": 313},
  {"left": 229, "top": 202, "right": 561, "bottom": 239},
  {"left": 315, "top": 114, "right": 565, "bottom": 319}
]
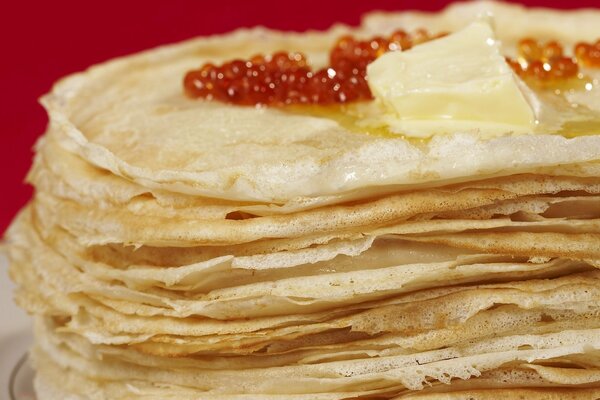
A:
[
  {"left": 185, "top": 34, "right": 600, "bottom": 106},
  {"left": 510, "top": 38, "right": 600, "bottom": 82},
  {"left": 184, "top": 30, "right": 443, "bottom": 106},
  {"left": 574, "top": 40, "right": 600, "bottom": 68}
]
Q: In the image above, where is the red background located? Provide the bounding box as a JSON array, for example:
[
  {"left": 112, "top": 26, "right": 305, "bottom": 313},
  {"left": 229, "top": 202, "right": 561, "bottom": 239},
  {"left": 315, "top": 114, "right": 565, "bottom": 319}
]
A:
[{"left": 1, "top": 0, "right": 597, "bottom": 233}]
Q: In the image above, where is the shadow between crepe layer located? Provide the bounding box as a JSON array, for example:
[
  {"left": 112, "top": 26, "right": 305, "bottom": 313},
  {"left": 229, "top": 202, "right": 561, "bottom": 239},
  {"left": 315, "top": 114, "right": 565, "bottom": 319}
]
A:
[
  {"left": 8, "top": 208, "right": 600, "bottom": 355},
  {"left": 29, "top": 134, "right": 600, "bottom": 217},
  {"left": 29, "top": 319, "right": 600, "bottom": 395},
  {"left": 31, "top": 355, "right": 600, "bottom": 400},
  {"left": 8, "top": 208, "right": 599, "bottom": 320},
  {"left": 30, "top": 175, "right": 600, "bottom": 247}
]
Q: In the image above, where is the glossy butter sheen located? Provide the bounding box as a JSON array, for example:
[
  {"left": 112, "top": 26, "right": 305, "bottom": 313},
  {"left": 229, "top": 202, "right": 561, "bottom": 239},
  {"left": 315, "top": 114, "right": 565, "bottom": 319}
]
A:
[{"left": 367, "top": 20, "right": 536, "bottom": 138}]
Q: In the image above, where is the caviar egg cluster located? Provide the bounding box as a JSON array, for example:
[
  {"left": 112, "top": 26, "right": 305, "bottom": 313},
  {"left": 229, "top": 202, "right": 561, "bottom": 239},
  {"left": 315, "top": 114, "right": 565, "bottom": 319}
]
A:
[
  {"left": 509, "top": 38, "right": 600, "bottom": 82},
  {"left": 184, "top": 30, "right": 441, "bottom": 106},
  {"left": 575, "top": 40, "right": 600, "bottom": 68}
]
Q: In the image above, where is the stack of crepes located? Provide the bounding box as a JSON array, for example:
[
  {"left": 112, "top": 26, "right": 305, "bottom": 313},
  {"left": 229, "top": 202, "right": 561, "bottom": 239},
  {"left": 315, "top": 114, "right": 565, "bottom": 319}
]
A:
[{"left": 5, "top": 2, "right": 600, "bottom": 399}]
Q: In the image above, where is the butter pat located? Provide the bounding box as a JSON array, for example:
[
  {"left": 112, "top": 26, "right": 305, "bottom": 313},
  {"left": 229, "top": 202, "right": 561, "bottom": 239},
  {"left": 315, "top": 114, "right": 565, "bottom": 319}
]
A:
[{"left": 366, "top": 20, "right": 536, "bottom": 138}]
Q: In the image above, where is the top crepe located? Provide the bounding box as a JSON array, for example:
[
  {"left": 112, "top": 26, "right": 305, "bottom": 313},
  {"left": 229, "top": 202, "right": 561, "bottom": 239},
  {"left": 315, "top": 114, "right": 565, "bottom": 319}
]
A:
[{"left": 43, "top": 1, "right": 600, "bottom": 203}]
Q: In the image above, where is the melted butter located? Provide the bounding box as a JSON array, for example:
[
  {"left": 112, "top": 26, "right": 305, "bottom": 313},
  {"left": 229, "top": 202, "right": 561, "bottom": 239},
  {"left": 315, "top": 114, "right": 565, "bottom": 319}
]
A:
[
  {"left": 285, "top": 103, "right": 399, "bottom": 139},
  {"left": 560, "top": 119, "right": 600, "bottom": 138},
  {"left": 280, "top": 22, "right": 600, "bottom": 140},
  {"left": 551, "top": 75, "right": 600, "bottom": 137},
  {"left": 536, "top": 75, "right": 600, "bottom": 138},
  {"left": 366, "top": 21, "right": 537, "bottom": 138},
  {"left": 282, "top": 76, "right": 600, "bottom": 140},
  {"left": 285, "top": 103, "right": 433, "bottom": 149},
  {"left": 522, "top": 75, "right": 591, "bottom": 92}
]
